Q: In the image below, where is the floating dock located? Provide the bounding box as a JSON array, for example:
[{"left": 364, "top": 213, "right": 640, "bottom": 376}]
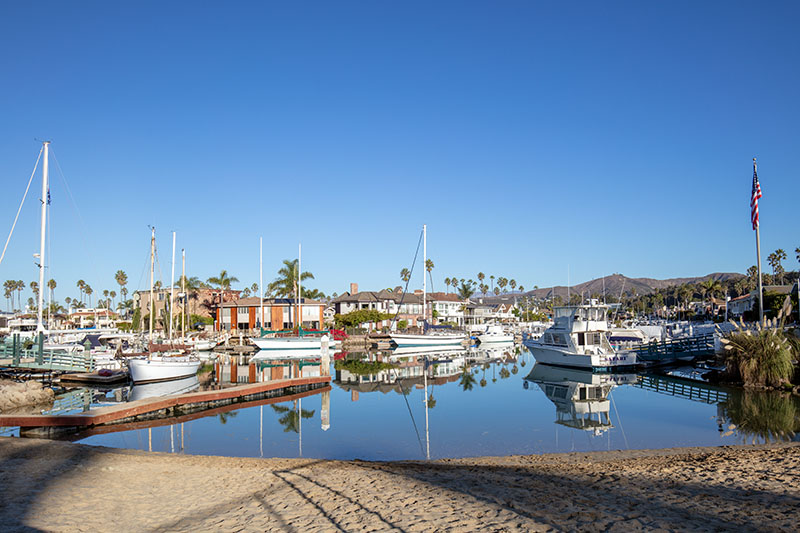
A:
[{"left": 0, "top": 375, "right": 330, "bottom": 438}]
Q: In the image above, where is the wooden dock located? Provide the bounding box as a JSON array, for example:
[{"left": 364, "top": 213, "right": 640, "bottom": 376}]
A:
[
  {"left": 632, "top": 333, "right": 715, "bottom": 366},
  {"left": 0, "top": 375, "right": 330, "bottom": 436}
]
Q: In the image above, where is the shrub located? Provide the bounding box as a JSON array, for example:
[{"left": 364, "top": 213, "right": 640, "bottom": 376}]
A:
[
  {"left": 397, "top": 319, "right": 408, "bottom": 330},
  {"left": 719, "top": 297, "right": 796, "bottom": 388}
]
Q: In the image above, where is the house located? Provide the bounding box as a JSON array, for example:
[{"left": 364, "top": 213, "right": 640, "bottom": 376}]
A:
[
  {"left": 214, "top": 296, "right": 326, "bottom": 332},
  {"left": 727, "top": 285, "right": 796, "bottom": 318},
  {"left": 427, "top": 292, "right": 465, "bottom": 326},
  {"left": 331, "top": 283, "right": 424, "bottom": 328},
  {"left": 134, "top": 287, "right": 240, "bottom": 330}
]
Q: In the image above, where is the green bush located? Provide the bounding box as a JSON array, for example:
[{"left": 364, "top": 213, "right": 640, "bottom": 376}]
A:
[{"left": 397, "top": 319, "right": 408, "bottom": 330}]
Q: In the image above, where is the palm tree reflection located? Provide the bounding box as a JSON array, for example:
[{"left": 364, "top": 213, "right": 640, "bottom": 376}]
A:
[{"left": 272, "top": 403, "right": 315, "bottom": 433}]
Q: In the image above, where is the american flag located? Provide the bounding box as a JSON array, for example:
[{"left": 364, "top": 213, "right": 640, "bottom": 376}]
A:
[{"left": 750, "top": 163, "right": 762, "bottom": 230}]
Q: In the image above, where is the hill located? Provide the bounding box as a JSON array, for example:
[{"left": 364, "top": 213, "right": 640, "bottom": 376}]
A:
[{"left": 476, "top": 272, "right": 743, "bottom": 302}]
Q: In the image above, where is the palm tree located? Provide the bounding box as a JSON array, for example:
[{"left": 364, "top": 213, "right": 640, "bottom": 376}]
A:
[
  {"left": 115, "top": 270, "right": 128, "bottom": 305},
  {"left": 498, "top": 277, "right": 508, "bottom": 293},
  {"left": 477, "top": 272, "right": 485, "bottom": 288},
  {"left": 207, "top": 269, "right": 239, "bottom": 301},
  {"left": 425, "top": 259, "right": 435, "bottom": 293},
  {"left": 795, "top": 246, "right": 800, "bottom": 265},
  {"left": 767, "top": 249, "right": 787, "bottom": 284},
  {"left": 267, "top": 260, "right": 313, "bottom": 298},
  {"left": 29, "top": 281, "right": 39, "bottom": 301},
  {"left": 77, "top": 279, "right": 86, "bottom": 305},
  {"left": 400, "top": 268, "right": 411, "bottom": 284},
  {"left": 444, "top": 277, "right": 451, "bottom": 294},
  {"left": 509, "top": 279, "right": 516, "bottom": 292},
  {"left": 459, "top": 366, "right": 477, "bottom": 391},
  {"left": 47, "top": 279, "right": 56, "bottom": 306},
  {"left": 109, "top": 290, "right": 116, "bottom": 309},
  {"left": 518, "top": 285, "right": 524, "bottom": 293},
  {"left": 457, "top": 281, "right": 475, "bottom": 300},
  {"left": 103, "top": 289, "right": 109, "bottom": 307},
  {"left": 489, "top": 275, "right": 495, "bottom": 291},
  {"left": 85, "top": 285, "right": 93, "bottom": 307},
  {"left": 15, "top": 280, "right": 24, "bottom": 310}
]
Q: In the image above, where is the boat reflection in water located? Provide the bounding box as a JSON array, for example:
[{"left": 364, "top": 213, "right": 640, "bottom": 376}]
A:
[
  {"left": 128, "top": 374, "right": 201, "bottom": 402},
  {"left": 524, "top": 364, "right": 637, "bottom": 435}
]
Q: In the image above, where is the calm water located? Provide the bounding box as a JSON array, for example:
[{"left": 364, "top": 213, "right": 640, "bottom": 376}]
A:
[{"left": 45, "top": 345, "right": 800, "bottom": 459}]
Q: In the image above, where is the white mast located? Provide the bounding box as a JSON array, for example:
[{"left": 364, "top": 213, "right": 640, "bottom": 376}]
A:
[
  {"left": 298, "top": 243, "right": 302, "bottom": 331},
  {"left": 181, "top": 248, "right": 186, "bottom": 338},
  {"left": 149, "top": 227, "right": 155, "bottom": 344},
  {"left": 169, "top": 231, "right": 176, "bottom": 341},
  {"left": 36, "top": 141, "right": 50, "bottom": 333},
  {"left": 422, "top": 224, "right": 427, "bottom": 326},
  {"left": 259, "top": 237, "right": 264, "bottom": 330}
]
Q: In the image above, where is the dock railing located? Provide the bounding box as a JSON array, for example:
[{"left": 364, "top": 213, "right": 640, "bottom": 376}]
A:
[
  {"left": 1, "top": 334, "right": 95, "bottom": 373},
  {"left": 631, "top": 333, "right": 715, "bottom": 362}
]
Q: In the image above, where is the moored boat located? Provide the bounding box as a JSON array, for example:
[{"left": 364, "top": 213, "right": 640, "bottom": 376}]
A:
[{"left": 524, "top": 300, "right": 636, "bottom": 370}]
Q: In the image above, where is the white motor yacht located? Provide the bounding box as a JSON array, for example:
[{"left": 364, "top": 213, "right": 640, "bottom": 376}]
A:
[
  {"left": 477, "top": 324, "right": 514, "bottom": 344},
  {"left": 524, "top": 300, "right": 636, "bottom": 370}
]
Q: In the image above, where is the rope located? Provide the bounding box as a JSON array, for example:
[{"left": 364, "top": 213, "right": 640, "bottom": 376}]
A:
[
  {"left": 0, "top": 146, "right": 43, "bottom": 268},
  {"left": 391, "top": 228, "right": 424, "bottom": 327},
  {"left": 391, "top": 365, "right": 425, "bottom": 457}
]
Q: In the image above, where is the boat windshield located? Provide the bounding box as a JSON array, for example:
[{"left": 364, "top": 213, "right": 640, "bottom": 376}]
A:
[{"left": 554, "top": 307, "right": 606, "bottom": 321}]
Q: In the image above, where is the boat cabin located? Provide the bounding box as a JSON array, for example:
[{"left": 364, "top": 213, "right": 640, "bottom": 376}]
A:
[{"left": 540, "top": 301, "right": 614, "bottom": 355}]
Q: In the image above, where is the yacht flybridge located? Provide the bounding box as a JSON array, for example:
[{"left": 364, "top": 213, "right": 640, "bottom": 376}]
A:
[{"left": 524, "top": 300, "right": 636, "bottom": 370}]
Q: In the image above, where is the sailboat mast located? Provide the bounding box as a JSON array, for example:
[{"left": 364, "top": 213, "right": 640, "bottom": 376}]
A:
[
  {"left": 422, "top": 224, "right": 427, "bottom": 326},
  {"left": 297, "top": 243, "right": 302, "bottom": 331},
  {"left": 169, "top": 231, "right": 176, "bottom": 341},
  {"left": 149, "top": 227, "right": 155, "bottom": 344},
  {"left": 36, "top": 141, "right": 50, "bottom": 333},
  {"left": 259, "top": 237, "right": 264, "bottom": 329},
  {"left": 181, "top": 249, "right": 186, "bottom": 338}
]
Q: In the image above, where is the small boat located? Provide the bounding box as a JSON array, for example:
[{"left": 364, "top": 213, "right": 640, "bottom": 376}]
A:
[
  {"left": 477, "top": 324, "right": 514, "bottom": 344},
  {"left": 251, "top": 333, "right": 330, "bottom": 351},
  {"left": 524, "top": 300, "right": 636, "bottom": 370}
]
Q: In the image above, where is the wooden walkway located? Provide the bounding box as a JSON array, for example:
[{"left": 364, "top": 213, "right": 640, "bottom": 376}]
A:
[
  {"left": 632, "top": 333, "right": 715, "bottom": 364},
  {"left": 0, "top": 375, "right": 330, "bottom": 430}
]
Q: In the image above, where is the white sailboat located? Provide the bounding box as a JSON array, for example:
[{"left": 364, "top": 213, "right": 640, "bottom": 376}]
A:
[
  {"left": 128, "top": 229, "right": 201, "bottom": 384},
  {"left": 389, "top": 225, "right": 466, "bottom": 348},
  {"left": 250, "top": 243, "right": 328, "bottom": 351},
  {"left": 477, "top": 324, "right": 514, "bottom": 344}
]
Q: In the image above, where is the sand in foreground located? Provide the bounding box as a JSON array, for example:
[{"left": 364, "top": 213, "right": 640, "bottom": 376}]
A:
[{"left": 0, "top": 439, "right": 798, "bottom": 532}]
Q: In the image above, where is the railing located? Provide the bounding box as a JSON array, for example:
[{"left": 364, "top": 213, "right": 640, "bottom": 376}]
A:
[
  {"left": 631, "top": 333, "right": 715, "bottom": 362},
  {"left": 635, "top": 373, "right": 729, "bottom": 404},
  {"left": 1, "top": 335, "right": 95, "bottom": 373}
]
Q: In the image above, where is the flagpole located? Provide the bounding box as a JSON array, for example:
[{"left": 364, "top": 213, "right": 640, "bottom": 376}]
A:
[{"left": 753, "top": 157, "right": 764, "bottom": 325}]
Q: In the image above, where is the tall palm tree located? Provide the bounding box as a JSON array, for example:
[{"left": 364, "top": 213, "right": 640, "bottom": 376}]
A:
[
  {"left": 207, "top": 270, "right": 239, "bottom": 305},
  {"left": 29, "top": 281, "right": 39, "bottom": 301},
  {"left": 76, "top": 279, "right": 86, "bottom": 305},
  {"left": 489, "top": 275, "right": 495, "bottom": 292},
  {"left": 85, "top": 285, "right": 93, "bottom": 307},
  {"left": 498, "top": 277, "right": 508, "bottom": 293},
  {"left": 115, "top": 270, "right": 128, "bottom": 306},
  {"left": 47, "top": 279, "right": 56, "bottom": 306},
  {"left": 15, "top": 280, "right": 24, "bottom": 310},
  {"left": 400, "top": 268, "right": 411, "bottom": 284},
  {"left": 509, "top": 279, "right": 517, "bottom": 293},
  {"left": 109, "top": 290, "right": 116, "bottom": 309},
  {"left": 267, "top": 260, "right": 312, "bottom": 298},
  {"left": 477, "top": 272, "right": 485, "bottom": 288},
  {"left": 425, "top": 259, "right": 435, "bottom": 293},
  {"left": 444, "top": 277, "right": 451, "bottom": 294}
]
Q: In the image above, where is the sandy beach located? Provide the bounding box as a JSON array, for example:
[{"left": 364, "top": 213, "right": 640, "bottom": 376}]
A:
[{"left": 0, "top": 439, "right": 798, "bottom": 532}]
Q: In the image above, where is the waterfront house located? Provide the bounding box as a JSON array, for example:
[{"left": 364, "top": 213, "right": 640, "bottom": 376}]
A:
[
  {"left": 134, "top": 287, "right": 240, "bottom": 330},
  {"left": 214, "top": 296, "right": 326, "bottom": 332},
  {"left": 331, "top": 283, "right": 424, "bottom": 328}
]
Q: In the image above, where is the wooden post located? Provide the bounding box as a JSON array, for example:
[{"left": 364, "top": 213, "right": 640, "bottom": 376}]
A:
[
  {"left": 12, "top": 334, "right": 20, "bottom": 366},
  {"left": 36, "top": 332, "right": 44, "bottom": 365},
  {"left": 249, "top": 362, "right": 256, "bottom": 383}
]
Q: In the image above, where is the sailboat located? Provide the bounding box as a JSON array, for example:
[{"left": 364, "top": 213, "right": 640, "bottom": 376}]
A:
[
  {"left": 128, "top": 229, "right": 201, "bottom": 383},
  {"left": 250, "top": 243, "right": 329, "bottom": 351},
  {"left": 389, "top": 225, "right": 467, "bottom": 347}
]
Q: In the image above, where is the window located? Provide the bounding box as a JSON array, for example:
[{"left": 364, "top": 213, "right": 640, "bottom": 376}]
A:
[{"left": 238, "top": 307, "right": 249, "bottom": 316}]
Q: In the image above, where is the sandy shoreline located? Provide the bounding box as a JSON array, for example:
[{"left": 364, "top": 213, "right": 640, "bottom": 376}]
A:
[{"left": 0, "top": 439, "right": 798, "bottom": 532}]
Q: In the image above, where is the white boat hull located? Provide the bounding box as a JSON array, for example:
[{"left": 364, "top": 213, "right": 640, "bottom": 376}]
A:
[
  {"left": 389, "top": 333, "right": 467, "bottom": 347},
  {"left": 477, "top": 333, "right": 514, "bottom": 344},
  {"left": 251, "top": 336, "right": 327, "bottom": 350},
  {"left": 129, "top": 375, "right": 200, "bottom": 401},
  {"left": 526, "top": 344, "right": 636, "bottom": 370},
  {"left": 128, "top": 357, "right": 202, "bottom": 383}
]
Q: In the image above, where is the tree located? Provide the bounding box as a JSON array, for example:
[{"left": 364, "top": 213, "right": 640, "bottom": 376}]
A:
[
  {"left": 425, "top": 259, "right": 435, "bottom": 293},
  {"left": 400, "top": 268, "right": 411, "bottom": 284},
  {"left": 767, "top": 249, "right": 787, "bottom": 284},
  {"left": 498, "top": 277, "right": 508, "bottom": 293},
  {"left": 207, "top": 270, "right": 239, "bottom": 305},
  {"left": 47, "top": 279, "right": 56, "bottom": 306},
  {"left": 241, "top": 287, "right": 251, "bottom": 298},
  {"left": 489, "top": 275, "right": 495, "bottom": 291},
  {"left": 457, "top": 280, "right": 475, "bottom": 300},
  {"left": 444, "top": 277, "right": 451, "bottom": 294},
  {"left": 76, "top": 279, "right": 86, "bottom": 305},
  {"left": 477, "top": 272, "right": 485, "bottom": 288},
  {"left": 267, "top": 260, "right": 312, "bottom": 299},
  {"left": 115, "top": 270, "right": 128, "bottom": 306},
  {"left": 796, "top": 246, "right": 800, "bottom": 265},
  {"left": 459, "top": 366, "right": 477, "bottom": 391},
  {"left": 109, "top": 290, "right": 116, "bottom": 309},
  {"left": 30, "top": 281, "right": 39, "bottom": 301},
  {"left": 85, "top": 285, "right": 93, "bottom": 307},
  {"left": 15, "top": 280, "right": 24, "bottom": 310},
  {"left": 251, "top": 282, "right": 259, "bottom": 295},
  {"left": 509, "top": 279, "right": 516, "bottom": 292}
]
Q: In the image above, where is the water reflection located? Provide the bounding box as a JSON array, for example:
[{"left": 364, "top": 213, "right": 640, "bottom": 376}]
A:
[
  {"left": 718, "top": 389, "right": 800, "bottom": 444},
  {"left": 524, "top": 364, "right": 637, "bottom": 435}
]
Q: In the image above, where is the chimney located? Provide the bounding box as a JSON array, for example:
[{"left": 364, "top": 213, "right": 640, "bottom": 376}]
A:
[{"left": 350, "top": 283, "right": 359, "bottom": 295}]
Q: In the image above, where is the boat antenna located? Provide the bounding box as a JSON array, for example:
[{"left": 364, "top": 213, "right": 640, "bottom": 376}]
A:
[
  {"left": 389, "top": 227, "right": 424, "bottom": 328},
  {"left": 423, "top": 224, "right": 427, "bottom": 329}
]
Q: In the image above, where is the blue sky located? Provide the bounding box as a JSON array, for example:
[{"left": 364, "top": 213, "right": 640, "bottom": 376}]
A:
[{"left": 1, "top": 1, "right": 798, "bottom": 304}]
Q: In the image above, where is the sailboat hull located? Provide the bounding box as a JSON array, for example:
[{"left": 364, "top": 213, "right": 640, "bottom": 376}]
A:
[
  {"left": 389, "top": 333, "right": 467, "bottom": 347},
  {"left": 251, "top": 337, "right": 325, "bottom": 350},
  {"left": 128, "top": 357, "right": 202, "bottom": 384}
]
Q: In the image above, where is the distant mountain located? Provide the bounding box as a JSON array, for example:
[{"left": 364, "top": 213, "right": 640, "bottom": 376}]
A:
[{"left": 475, "top": 272, "right": 744, "bottom": 302}]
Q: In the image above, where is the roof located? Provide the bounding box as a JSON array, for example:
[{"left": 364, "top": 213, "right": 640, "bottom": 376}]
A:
[
  {"left": 427, "top": 292, "right": 462, "bottom": 302},
  {"left": 332, "top": 290, "right": 422, "bottom": 305}
]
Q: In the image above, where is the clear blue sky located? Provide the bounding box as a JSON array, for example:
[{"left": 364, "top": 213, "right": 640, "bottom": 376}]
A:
[{"left": 1, "top": 1, "right": 798, "bottom": 304}]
